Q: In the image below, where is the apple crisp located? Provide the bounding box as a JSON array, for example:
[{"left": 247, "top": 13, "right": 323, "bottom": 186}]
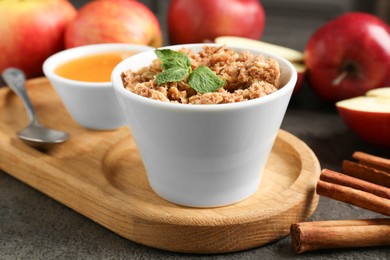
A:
[{"left": 121, "top": 46, "right": 281, "bottom": 104}]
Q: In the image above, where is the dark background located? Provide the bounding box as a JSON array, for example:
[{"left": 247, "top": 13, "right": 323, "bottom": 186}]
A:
[{"left": 70, "top": 0, "right": 390, "bottom": 52}]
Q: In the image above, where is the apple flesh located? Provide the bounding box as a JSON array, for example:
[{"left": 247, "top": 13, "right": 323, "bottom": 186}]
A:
[
  {"left": 305, "top": 12, "right": 390, "bottom": 102},
  {"left": 215, "top": 36, "right": 304, "bottom": 62},
  {"left": 65, "top": 0, "right": 163, "bottom": 48},
  {"left": 168, "top": 0, "right": 265, "bottom": 44},
  {"left": 336, "top": 93, "right": 390, "bottom": 149},
  {"left": 0, "top": 0, "right": 77, "bottom": 78},
  {"left": 215, "top": 36, "right": 306, "bottom": 94},
  {"left": 366, "top": 87, "right": 390, "bottom": 99}
]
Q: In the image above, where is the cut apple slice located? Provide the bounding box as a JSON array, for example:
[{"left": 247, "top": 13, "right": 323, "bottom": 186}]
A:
[
  {"left": 366, "top": 87, "right": 390, "bottom": 99},
  {"left": 336, "top": 96, "right": 390, "bottom": 112},
  {"left": 336, "top": 96, "right": 390, "bottom": 149},
  {"left": 291, "top": 62, "right": 306, "bottom": 73},
  {"left": 215, "top": 36, "right": 304, "bottom": 62}
]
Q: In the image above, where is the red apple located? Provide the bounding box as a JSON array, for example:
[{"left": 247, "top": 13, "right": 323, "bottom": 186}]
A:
[
  {"left": 168, "top": 0, "right": 265, "bottom": 44},
  {"left": 65, "top": 0, "right": 163, "bottom": 48},
  {"left": 305, "top": 12, "right": 390, "bottom": 102},
  {"left": 0, "top": 0, "right": 76, "bottom": 78},
  {"left": 336, "top": 91, "right": 390, "bottom": 149},
  {"left": 291, "top": 62, "right": 306, "bottom": 94}
]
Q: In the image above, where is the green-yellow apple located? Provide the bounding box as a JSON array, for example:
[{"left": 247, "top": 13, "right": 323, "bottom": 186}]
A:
[
  {"left": 168, "top": 0, "right": 265, "bottom": 44},
  {"left": 0, "top": 0, "right": 76, "bottom": 78},
  {"left": 305, "top": 12, "right": 390, "bottom": 102},
  {"left": 215, "top": 36, "right": 306, "bottom": 94},
  {"left": 336, "top": 92, "right": 390, "bottom": 149},
  {"left": 65, "top": 0, "right": 163, "bottom": 48}
]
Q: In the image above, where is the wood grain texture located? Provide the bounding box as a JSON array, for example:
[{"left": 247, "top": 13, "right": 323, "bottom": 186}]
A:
[{"left": 0, "top": 78, "right": 321, "bottom": 253}]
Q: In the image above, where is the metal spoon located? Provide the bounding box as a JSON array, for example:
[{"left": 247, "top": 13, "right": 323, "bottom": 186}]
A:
[{"left": 2, "top": 68, "right": 70, "bottom": 150}]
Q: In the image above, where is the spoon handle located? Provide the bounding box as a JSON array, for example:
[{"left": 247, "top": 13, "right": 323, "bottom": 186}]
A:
[{"left": 1, "top": 68, "right": 39, "bottom": 125}]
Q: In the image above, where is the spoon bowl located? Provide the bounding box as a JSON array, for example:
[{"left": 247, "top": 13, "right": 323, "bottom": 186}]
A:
[
  {"left": 2, "top": 68, "right": 70, "bottom": 150},
  {"left": 17, "top": 123, "right": 70, "bottom": 149}
]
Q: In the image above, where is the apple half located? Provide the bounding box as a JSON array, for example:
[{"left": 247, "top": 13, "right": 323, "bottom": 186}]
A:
[
  {"left": 215, "top": 36, "right": 306, "bottom": 94},
  {"left": 366, "top": 87, "right": 390, "bottom": 99},
  {"left": 215, "top": 36, "right": 304, "bottom": 62},
  {"left": 336, "top": 90, "right": 390, "bottom": 149}
]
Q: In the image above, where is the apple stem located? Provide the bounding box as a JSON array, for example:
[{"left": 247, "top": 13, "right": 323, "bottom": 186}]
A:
[{"left": 332, "top": 71, "right": 348, "bottom": 87}]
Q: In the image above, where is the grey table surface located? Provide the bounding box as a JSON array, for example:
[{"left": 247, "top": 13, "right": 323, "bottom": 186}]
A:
[{"left": 1, "top": 0, "right": 389, "bottom": 259}]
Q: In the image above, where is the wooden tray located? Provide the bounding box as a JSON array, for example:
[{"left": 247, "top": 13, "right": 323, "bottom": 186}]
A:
[{"left": 0, "top": 78, "right": 321, "bottom": 254}]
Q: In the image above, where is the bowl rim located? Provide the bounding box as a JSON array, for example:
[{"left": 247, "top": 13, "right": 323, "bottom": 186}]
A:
[
  {"left": 42, "top": 43, "right": 153, "bottom": 88},
  {"left": 111, "top": 43, "right": 297, "bottom": 111}
]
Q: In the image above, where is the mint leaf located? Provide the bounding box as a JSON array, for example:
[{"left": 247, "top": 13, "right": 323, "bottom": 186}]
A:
[
  {"left": 154, "top": 49, "right": 224, "bottom": 94},
  {"left": 156, "top": 67, "right": 189, "bottom": 85},
  {"left": 155, "top": 49, "right": 191, "bottom": 70},
  {"left": 188, "top": 65, "right": 226, "bottom": 94}
]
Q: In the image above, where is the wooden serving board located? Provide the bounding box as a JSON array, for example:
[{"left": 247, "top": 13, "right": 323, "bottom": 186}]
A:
[{"left": 0, "top": 78, "right": 321, "bottom": 254}]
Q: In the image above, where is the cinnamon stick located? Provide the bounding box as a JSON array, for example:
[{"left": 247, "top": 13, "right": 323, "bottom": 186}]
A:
[
  {"left": 290, "top": 219, "right": 390, "bottom": 253},
  {"left": 343, "top": 160, "right": 390, "bottom": 188},
  {"left": 352, "top": 151, "right": 390, "bottom": 172},
  {"left": 316, "top": 180, "right": 390, "bottom": 216},
  {"left": 320, "top": 169, "right": 390, "bottom": 199}
]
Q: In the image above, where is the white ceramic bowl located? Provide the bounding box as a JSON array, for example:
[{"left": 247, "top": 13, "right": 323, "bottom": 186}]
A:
[
  {"left": 112, "top": 43, "right": 297, "bottom": 207},
  {"left": 43, "top": 43, "right": 153, "bottom": 130}
]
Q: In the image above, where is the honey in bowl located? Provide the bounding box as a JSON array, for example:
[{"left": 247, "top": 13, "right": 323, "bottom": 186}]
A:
[{"left": 55, "top": 52, "right": 136, "bottom": 82}]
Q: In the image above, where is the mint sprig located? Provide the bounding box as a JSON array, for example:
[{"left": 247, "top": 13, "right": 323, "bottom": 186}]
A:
[{"left": 155, "top": 49, "right": 225, "bottom": 94}]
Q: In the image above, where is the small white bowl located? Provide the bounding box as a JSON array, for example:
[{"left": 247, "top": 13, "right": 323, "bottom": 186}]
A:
[
  {"left": 112, "top": 44, "right": 297, "bottom": 207},
  {"left": 43, "top": 43, "right": 153, "bottom": 130}
]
